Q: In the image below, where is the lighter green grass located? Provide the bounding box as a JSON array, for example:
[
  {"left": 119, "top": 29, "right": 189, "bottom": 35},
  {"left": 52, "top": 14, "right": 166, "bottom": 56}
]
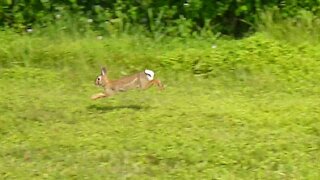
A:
[{"left": 0, "top": 67, "right": 319, "bottom": 179}]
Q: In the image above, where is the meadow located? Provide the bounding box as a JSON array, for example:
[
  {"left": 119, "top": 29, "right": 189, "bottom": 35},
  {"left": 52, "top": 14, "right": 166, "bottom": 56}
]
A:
[{"left": 0, "top": 26, "right": 320, "bottom": 179}]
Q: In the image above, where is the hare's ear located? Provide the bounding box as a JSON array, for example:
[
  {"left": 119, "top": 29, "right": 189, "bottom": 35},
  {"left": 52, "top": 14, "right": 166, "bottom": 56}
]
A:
[{"left": 101, "top": 67, "right": 107, "bottom": 76}]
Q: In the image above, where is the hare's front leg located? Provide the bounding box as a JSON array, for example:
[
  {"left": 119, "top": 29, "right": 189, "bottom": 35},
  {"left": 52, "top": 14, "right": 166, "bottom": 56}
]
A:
[
  {"left": 91, "top": 92, "right": 113, "bottom": 100},
  {"left": 91, "top": 93, "right": 106, "bottom": 100},
  {"left": 91, "top": 89, "right": 116, "bottom": 100}
]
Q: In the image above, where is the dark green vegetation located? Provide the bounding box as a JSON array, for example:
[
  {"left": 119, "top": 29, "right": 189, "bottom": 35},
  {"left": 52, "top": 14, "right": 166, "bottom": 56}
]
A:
[{"left": 1, "top": 0, "right": 320, "bottom": 36}]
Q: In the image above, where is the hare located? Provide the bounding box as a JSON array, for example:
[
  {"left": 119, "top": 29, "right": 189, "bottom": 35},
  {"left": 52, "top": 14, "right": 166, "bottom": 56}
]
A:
[{"left": 91, "top": 67, "right": 164, "bottom": 100}]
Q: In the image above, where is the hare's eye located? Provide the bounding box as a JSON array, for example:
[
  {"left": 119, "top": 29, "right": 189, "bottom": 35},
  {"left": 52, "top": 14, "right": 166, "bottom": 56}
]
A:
[{"left": 97, "top": 77, "right": 101, "bottom": 81}]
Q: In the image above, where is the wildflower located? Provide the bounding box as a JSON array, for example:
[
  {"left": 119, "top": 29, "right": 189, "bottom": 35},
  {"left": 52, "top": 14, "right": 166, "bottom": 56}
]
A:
[
  {"left": 27, "top": 28, "right": 33, "bottom": 33},
  {"left": 211, "top": 44, "right": 217, "bottom": 49},
  {"left": 55, "top": 14, "right": 61, "bottom": 19},
  {"left": 87, "top": 19, "right": 93, "bottom": 23},
  {"left": 97, "top": 36, "right": 103, "bottom": 40},
  {"left": 184, "top": 3, "right": 189, "bottom": 6}
]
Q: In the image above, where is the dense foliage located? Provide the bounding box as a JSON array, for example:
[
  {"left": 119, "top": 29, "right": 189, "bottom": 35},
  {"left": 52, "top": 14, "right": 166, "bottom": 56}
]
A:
[{"left": 1, "top": 0, "right": 320, "bottom": 36}]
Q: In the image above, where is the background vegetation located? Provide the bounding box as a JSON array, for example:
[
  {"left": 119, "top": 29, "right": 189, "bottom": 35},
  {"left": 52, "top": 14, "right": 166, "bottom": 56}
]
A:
[
  {"left": 1, "top": 0, "right": 320, "bottom": 36},
  {"left": 1, "top": 0, "right": 320, "bottom": 179}
]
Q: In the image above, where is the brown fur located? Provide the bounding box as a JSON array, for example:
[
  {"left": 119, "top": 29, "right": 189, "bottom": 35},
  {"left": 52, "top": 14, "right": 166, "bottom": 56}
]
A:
[{"left": 91, "top": 67, "right": 164, "bottom": 100}]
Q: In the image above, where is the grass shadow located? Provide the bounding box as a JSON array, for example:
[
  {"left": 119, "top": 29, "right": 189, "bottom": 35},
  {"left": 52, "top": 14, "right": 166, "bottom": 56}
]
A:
[{"left": 87, "top": 104, "right": 149, "bottom": 112}]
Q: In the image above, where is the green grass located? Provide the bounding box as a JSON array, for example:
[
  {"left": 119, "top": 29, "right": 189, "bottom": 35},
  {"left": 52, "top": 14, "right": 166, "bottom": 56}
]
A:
[
  {"left": 0, "top": 29, "right": 320, "bottom": 179},
  {"left": 0, "top": 66, "right": 319, "bottom": 179}
]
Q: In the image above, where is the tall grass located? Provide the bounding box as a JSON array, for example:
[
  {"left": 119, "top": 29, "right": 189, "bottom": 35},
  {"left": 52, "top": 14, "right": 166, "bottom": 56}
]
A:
[
  {"left": 258, "top": 8, "right": 320, "bottom": 46},
  {"left": 1, "top": 24, "right": 320, "bottom": 91}
]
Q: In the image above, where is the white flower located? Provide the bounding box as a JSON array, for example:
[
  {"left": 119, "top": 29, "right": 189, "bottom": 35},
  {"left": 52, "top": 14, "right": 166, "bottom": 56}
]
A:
[
  {"left": 55, "top": 14, "right": 61, "bottom": 19},
  {"left": 97, "top": 36, "right": 103, "bottom": 40},
  {"left": 27, "top": 28, "right": 33, "bottom": 33},
  {"left": 184, "top": 3, "right": 189, "bottom": 6},
  {"left": 87, "top": 19, "right": 93, "bottom": 23},
  {"left": 211, "top": 44, "right": 217, "bottom": 49}
]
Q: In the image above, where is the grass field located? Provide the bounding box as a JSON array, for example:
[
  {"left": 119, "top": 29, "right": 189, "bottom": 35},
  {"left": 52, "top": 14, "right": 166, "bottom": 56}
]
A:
[
  {"left": 0, "top": 32, "right": 320, "bottom": 179},
  {"left": 1, "top": 67, "right": 319, "bottom": 179}
]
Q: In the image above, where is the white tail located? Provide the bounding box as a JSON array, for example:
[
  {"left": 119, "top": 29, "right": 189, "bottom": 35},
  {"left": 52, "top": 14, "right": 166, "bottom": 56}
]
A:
[{"left": 144, "top": 69, "right": 154, "bottom": 81}]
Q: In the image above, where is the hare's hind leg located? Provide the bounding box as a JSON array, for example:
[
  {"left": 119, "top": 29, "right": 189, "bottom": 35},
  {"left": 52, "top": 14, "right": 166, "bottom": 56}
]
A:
[{"left": 143, "top": 79, "right": 164, "bottom": 91}]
